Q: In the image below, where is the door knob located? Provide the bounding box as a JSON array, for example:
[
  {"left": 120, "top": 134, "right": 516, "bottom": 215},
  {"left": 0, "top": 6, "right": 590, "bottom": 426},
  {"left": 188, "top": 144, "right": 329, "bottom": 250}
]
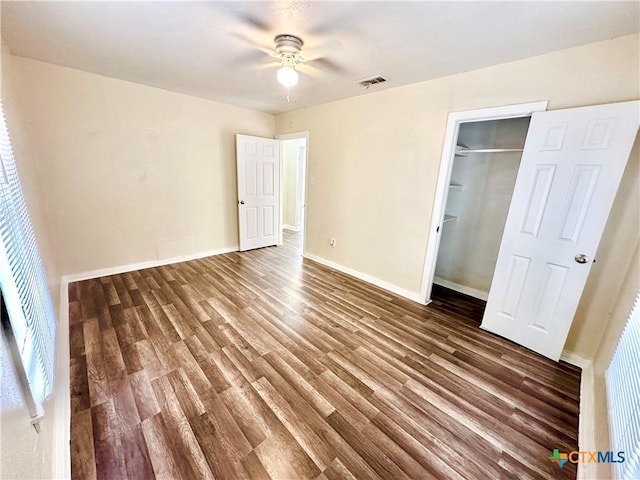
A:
[
  {"left": 575, "top": 254, "right": 589, "bottom": 264},
  {"left": 239, "top": 200, "right": 245, "bottom": 205}
]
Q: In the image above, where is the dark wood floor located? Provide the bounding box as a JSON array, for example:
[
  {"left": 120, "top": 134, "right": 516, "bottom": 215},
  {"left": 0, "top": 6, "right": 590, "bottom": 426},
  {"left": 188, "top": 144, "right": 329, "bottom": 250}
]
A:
[{"left": 69, "top": 231, "right": 580, "bottom": 480}]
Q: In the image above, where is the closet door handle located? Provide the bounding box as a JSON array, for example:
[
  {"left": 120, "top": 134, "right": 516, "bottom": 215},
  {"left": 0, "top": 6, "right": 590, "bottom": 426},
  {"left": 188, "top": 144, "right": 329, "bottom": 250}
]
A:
[
  {"left": 239, "top": 200, "right": 245, "bottom": 205},
  {"left": 575, "top": 254, "right": 589, "bottom": 264}
]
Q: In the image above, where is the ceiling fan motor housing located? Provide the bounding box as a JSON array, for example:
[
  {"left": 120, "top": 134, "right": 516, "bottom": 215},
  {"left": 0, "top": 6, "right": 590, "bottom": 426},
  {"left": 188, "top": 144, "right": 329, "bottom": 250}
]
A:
[{"left": 274, "top": 34, "right": 304, "bottom": 56}]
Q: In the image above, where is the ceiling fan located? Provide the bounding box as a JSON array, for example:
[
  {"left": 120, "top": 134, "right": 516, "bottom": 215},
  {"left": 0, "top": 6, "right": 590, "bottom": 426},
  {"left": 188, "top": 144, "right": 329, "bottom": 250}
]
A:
[
  {"left": 272, "top": 34, "right": 306, "bottom": 87},
  {"left": 227, "top": 2, "right": 347, "bottom": 91},
  {"left": 230, "top": 21, "right": 345, "bottom": 94},
  {"left": 237, "top": 32, "right": 343, "bottom": 90}
]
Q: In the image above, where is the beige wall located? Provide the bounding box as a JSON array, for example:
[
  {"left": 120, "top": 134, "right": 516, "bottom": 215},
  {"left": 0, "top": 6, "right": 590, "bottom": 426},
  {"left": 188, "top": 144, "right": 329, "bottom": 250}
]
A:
[
  {"left": 8, "top": 54, "right": 274, "bottom": 275},
  {"left": 275, "top": 33, "right": 640, "bottom": 359}
]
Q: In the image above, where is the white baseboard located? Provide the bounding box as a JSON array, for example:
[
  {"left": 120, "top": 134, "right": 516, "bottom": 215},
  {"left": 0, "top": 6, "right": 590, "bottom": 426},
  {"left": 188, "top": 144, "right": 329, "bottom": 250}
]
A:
[
  {"left": 63, "top": 246, "right": 239, "bottom": 283},
  {"left": 433, "top": 277, "right": 489, "bottom": 301},
  {"left": 559, "top": 351, "right": 591, "bottom": 369},
  {"left": 53, "top": 279, "right": 71, "bottom": 479},
  {"left": 577, "top": 360, "right": 595, "bottom": 480},
  {"left": 559, "top": 351, "right": 594, "bottom": 480},
  {"left": 303, "top": 253, "right": 424, "bottom": 304}
]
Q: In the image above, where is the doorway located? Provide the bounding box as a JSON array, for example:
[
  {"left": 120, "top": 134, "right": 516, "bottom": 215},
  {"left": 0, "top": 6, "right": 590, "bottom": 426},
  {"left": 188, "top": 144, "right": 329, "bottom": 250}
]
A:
[
  {"left": 277, "top": 132, "right": 309, "bottom": 255},
  {"left": 432, "top": 116, "right": 531, "bottom": 302},
  {"left": 420, "top": 102, "right": 548, "bottom": 304}
]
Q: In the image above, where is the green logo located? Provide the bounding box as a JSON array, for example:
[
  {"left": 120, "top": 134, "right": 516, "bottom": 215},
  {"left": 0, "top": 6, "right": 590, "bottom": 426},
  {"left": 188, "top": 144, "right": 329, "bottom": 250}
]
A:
[{"left": 549, "top": 449, "right": 568, "bottom": 468}]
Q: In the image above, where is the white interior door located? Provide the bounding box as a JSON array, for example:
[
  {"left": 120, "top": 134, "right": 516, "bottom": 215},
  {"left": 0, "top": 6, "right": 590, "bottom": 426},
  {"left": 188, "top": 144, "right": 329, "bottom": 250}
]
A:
[
  {"left": 236, "top": 134, "right": 280, "bottom": 252},
  {"left": 481, "top": 101, "right": 640, "bottom": 360}
]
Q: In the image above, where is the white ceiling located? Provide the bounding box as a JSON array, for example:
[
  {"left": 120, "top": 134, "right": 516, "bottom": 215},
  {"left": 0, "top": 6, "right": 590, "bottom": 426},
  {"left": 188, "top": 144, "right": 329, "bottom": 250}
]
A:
[{"left": 2, "top": 1, "right": 638, "bottom": 114}]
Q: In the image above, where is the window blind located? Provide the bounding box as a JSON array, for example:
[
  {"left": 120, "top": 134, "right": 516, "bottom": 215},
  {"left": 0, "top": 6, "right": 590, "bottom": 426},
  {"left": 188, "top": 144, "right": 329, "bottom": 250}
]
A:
[
  {"left": 606, "top": 291, "right": 640, "bottom": 479},
  {"left": 0, "top": 102, "right": 56, "bottom": 426}
]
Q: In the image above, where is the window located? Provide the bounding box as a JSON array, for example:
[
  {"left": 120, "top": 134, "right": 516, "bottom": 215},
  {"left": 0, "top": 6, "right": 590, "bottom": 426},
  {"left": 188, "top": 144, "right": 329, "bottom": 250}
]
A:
[
  {"left": 0, "top": 101, "right": 56, "bottom": 427},
  {"left": 606, "top": 291, "right": 640, "bottom": 479}
]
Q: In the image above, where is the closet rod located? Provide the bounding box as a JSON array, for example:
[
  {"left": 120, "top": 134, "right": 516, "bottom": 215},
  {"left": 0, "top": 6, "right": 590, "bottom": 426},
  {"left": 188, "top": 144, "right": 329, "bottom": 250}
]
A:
[{"left": 455, "top": 146, "right": 524, "bottom": 156}]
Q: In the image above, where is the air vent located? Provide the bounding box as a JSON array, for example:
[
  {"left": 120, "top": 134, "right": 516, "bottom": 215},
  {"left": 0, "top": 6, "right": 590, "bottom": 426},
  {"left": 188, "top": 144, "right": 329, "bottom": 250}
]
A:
[{"left": 357, "top": 75, "right": 387, "bottom": 88}]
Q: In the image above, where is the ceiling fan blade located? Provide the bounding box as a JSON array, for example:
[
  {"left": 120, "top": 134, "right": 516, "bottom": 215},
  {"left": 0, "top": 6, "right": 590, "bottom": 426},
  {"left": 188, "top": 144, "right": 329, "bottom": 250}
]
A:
[
  {"left": 255, "top": 62, "right": 281, "bottom": 71},
  {"left": 230, "top": 32, "right": 274, "bottom": 56},
  {"left": 235, "top": 12, "right": 272, "bottom": 33},
  {"left": 303, "top": 39, "right": 343, "bottom": 61},
  {"left": 297, "top": 63, "right": 322, "bottom": 77},
  {"left": 307, "top": 57, "right": 347, "bottom": 74},
  {"left": 233, "top": 50, "right": 270, "bottom": 65}
]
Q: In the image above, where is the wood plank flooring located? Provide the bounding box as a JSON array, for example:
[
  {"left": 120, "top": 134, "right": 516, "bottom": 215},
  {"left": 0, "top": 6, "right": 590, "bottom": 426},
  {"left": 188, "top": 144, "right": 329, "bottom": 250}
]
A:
[{"left": 69, "top": 231, "right": 580, "bottom": 480}]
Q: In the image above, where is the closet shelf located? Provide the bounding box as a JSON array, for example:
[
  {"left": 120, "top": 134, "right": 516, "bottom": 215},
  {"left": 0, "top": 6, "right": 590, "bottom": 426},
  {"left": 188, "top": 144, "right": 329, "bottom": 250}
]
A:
[
  {"left": 443, "top": 215, "right": 458, "bottom": 223},
  {"left": 449, "top": 183, "right": 464, "bottom": 191},
  {"left": 455, "top": 145, "right": 524, "bottom": 156}
]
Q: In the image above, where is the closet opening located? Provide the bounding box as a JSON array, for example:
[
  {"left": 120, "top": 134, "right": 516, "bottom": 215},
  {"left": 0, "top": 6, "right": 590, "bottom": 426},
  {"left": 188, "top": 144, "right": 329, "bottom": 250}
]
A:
[
  {"left": 433, "top": 117, "right": 530, "bottom": 302},
  {"left": 419, "top": 101, "right": 548, "bottom": 305}
]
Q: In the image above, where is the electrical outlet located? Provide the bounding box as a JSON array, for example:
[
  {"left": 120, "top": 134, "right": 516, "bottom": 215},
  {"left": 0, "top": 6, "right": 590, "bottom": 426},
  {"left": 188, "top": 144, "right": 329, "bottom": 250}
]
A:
[{"left": 329, "top": 238, "right": 336, "bottom": 247}]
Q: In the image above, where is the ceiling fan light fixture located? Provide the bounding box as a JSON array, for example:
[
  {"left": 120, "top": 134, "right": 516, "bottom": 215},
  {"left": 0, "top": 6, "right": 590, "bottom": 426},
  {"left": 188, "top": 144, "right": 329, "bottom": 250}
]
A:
[
  {"left": 274, "top": 34, "right": 304, "bottom": 88},
  {"left": 277, "top": 63, "right": 299, "bottom": 87}
]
